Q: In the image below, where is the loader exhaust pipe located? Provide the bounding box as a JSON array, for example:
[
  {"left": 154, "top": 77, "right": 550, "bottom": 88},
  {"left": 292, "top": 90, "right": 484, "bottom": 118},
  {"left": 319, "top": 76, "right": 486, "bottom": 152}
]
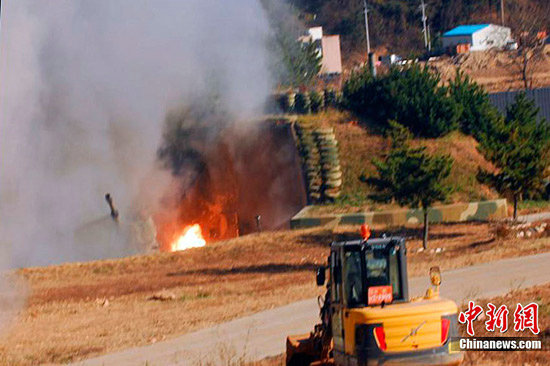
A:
[{"left": 105, "top": 193, "right": 119, "bottom": 221}]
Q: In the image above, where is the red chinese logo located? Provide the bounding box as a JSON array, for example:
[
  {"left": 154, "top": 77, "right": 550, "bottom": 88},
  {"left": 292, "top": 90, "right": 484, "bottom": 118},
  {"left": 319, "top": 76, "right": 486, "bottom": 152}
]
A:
[
  {"left": 458, "top": 301, "right": 540, "bottom": 336},
  {"left": 485, "top": 302, "right": 509, "bottom": 333},
  {"left": 458, "top": 301, "right": 483, "bottom": 336},
  {"left": 513, "top": 303, "right": 540, "bottom": 335}
]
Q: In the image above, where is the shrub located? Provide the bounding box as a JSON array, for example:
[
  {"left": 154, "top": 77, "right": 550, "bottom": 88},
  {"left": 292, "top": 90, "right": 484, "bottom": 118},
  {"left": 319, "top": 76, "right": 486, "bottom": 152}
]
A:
[
  {"left": 275, "top": 93, "right": 291, "bottom": 114},
  {"left": 309, "top": 91, "right": 324, "bottom": 113},
  {"left": 476, "top": 93, "right": 550, "bottom": 219},
  {"left": 362, "top": 121, "right": 453, "bottom": 248},
  {"left": 294, "top": 92, "right": 311, "bottom": 114},
  {"left": 449, "top": 70, "right": 500, "bottom": 137},
  {"left": 342, "top": 64, "right": 461, "bottom": 137}
]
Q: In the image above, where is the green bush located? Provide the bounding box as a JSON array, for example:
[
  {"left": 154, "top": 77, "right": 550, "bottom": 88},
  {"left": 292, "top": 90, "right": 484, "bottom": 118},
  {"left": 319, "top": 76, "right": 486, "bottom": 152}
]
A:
[
  {"left": 294, "top": 92, "right": 311, "bottom": 114},
  {"left": 362, "top": 121, "right": 454, "bottom": 248},
  {"left": 324, "top": 89, "right": 337, "bottom": 109},
  {"left": 342, "top": 64, "right": 461, "bottom": 137},
  {"left": 309, "top": 91, "right": 324, "bottom": 113},
  {"left": 275, "top": 93, "right": 291, "bottom": 114},
  {"left": 476, "top": 92, "right": 550, "bottom": 219},
  {"left": 449, "top": 70, "right": 500, "bottom": 137}
]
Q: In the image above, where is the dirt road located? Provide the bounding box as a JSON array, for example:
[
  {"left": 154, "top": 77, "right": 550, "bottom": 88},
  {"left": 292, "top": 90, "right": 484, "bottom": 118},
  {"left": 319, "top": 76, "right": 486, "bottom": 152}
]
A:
[{"left": 75, "top": 252, "right": 550, "bottom": 366}]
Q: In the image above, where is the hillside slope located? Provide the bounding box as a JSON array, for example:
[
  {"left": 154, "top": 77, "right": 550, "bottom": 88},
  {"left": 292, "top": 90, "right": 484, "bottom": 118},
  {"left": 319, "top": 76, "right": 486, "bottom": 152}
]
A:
[{"left": 297, "top": 110, "right": 497, "bottom": 211}]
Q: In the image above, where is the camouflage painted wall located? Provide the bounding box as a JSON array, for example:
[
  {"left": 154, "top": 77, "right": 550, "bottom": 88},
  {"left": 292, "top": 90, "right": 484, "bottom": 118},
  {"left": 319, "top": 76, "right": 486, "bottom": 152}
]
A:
[{"left": 290, "top": 199, "right": 508, "bottom": 229}]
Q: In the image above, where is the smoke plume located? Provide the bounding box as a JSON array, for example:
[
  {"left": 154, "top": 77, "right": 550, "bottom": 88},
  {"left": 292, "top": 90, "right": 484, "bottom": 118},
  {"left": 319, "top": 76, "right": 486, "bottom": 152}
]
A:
[{"left": 0, "top": 0, "right": 272, "bottom": 268}]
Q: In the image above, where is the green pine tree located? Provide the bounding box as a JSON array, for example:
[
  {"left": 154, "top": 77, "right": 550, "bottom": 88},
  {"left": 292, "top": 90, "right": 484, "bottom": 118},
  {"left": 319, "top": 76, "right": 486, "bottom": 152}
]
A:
[
  {"left": 267, "top": 26, "right": 322, "bottom": 87},
  {"left": 362, "top": 121, "right": 454, "bottom": 249},
  {"left": 477, "top": 92, "right": 550, "bottom": 219},
  {"left": 449, "top": 70, "right": 501, "bottom": 137},
  {"left": 342, "top": 64, "right": 461, "bottom": 138},
  {"left": 261, "top": 0, "right": 322, "bottom": 88}
]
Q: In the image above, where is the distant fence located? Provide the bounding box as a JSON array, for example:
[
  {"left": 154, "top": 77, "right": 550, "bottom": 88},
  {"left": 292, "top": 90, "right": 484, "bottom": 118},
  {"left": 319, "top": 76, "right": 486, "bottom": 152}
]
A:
[
  {"left": 489, "top": 88, "right": 550, "bottom": 122},
  {"left": 290, "top": 199, "right": 508, "bottom": 229}
]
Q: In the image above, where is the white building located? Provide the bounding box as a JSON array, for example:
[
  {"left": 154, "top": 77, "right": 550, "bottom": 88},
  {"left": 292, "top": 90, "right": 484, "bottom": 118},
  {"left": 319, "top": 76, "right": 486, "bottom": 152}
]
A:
[
  {"left": 308, "top": 26, "right": 323, "bottom": 42},
  {"left": 442, "top": 24, "right": 512, "bottom": 51},
  {"left": 302, "top": 27, "right": 343, "bottom": 75}
]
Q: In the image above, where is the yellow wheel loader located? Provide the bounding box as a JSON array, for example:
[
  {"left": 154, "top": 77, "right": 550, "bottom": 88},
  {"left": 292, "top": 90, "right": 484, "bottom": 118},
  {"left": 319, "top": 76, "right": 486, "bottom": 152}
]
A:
[{"left": 286, "top": 227, "right": 464, "bottom": 366}]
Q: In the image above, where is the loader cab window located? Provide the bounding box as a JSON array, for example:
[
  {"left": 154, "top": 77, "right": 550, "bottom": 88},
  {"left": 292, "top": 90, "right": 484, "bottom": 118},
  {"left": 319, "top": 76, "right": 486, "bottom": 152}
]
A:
[
  {"left": 365, "top": 245, "right": 403, "bottom": 302},
  {"left": 343, "top": 250, "right": 364, "bottom": 306},
  {"left": 340, "top": 242, "right": 405, "bottom": 307},
  {"left": 330, "top": 251, "right": 341, "bottom": 303},
  {"left": 365, "top": 250, "right": 388, "bottom": 286}
]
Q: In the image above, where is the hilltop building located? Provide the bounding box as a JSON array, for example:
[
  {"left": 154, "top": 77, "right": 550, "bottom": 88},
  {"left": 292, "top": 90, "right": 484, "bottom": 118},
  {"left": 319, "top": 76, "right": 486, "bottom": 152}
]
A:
[
  {"left": 442, "top": 24, "right": 513, "bottom": 52},
  {"left": 301, "top": 27, "right": 342, "bottom": 76}
]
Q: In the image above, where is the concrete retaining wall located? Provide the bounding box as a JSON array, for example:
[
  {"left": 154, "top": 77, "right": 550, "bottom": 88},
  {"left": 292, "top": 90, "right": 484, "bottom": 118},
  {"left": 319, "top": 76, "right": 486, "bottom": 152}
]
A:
[{"left": 290, "top": 199, "right": 508, "bottom": 229}]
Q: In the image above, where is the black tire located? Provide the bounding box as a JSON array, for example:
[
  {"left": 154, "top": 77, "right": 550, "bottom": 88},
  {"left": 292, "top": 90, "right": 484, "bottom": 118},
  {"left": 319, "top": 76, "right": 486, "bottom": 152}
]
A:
[
  {"left": 324, "top": 188, "right": 341, "bottom": 199},
  {"left": 316, "top": 133, "right": 336, "bottom": 141},
  {"left": 309, "top": 192, "right": 321, "bottom": 201},
  {"left": 322, "top": 170, "right": 342, "bottom": 180},
  {"left": 313, "top": 128, "right": 334, "bottom": 135},
  {"left": 319, "top": 146, "right": 339, "bottom": 154},
  {"left": 323, "top": 178, "right": 342, "bottom": 188},
  {"left": 287, "top": 354, "right": 315, "bottom": 366},
  {"left": 321, "top": 157, "right": 340, "bottom": 165}
]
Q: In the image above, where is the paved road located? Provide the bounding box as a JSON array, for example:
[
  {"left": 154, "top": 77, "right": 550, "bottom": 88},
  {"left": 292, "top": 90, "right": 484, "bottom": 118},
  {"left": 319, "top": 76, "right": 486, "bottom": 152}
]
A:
[
  {"left": 518, "top": 211, "right": 550, "bottom": 223},
  {"left": 76, "top": 252, "right": 550, "bottom": 366}
]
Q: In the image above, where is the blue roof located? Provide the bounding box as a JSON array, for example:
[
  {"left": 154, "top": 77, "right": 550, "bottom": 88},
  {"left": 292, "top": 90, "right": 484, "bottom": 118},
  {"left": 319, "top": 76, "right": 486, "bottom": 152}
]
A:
[{"left": 443, "top": 24, "right": 490, "bottom": 37}]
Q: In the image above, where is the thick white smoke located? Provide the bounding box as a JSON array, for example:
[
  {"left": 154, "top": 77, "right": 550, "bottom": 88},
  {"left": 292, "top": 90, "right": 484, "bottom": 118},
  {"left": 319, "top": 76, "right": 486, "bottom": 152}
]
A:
[{"left": 0, "top": 0, "right": 272, "bottom": 268}]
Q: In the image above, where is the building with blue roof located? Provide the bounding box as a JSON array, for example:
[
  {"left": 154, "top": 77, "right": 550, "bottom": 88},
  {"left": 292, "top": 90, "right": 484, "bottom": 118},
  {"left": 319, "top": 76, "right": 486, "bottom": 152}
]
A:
[{"left": 442, "top": 24, "right": 512, "bottom": 52}]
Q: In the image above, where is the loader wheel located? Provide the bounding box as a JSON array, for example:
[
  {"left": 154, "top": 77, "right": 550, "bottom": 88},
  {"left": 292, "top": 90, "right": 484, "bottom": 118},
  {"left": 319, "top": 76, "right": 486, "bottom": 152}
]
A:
[{"left": 287, "top": 354, "right": 315, "bottom": 366}]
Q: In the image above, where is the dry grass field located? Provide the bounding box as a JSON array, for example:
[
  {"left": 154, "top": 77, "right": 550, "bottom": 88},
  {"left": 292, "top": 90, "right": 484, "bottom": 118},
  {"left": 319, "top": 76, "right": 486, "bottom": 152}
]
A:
[{"left": 1, "top": 221, "right": 550, "bottom": 365}]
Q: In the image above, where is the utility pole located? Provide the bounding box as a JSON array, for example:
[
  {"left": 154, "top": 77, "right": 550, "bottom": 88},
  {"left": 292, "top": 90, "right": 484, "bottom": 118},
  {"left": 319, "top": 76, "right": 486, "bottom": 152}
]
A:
[
  {"left": 427, "top": 24, "right": 431, "bottom": 51},
  {"left": 363, "top": 0, "right": 371, "bottom": 54},
  {"left": 500, "top": 0, "right": 505, "bottom": 26},
  {"left": 364, "top": 0, "right": 376, "bottom": 76},
  {"left": 420, "top": 0, "right": 431, "bottom": 51}
]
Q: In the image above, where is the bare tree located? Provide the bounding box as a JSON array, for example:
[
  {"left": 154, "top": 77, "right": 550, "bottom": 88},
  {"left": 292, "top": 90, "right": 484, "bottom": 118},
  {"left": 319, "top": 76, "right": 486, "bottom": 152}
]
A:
[{"left": 508, "top": 1, "right": 550, "bottom": 89}]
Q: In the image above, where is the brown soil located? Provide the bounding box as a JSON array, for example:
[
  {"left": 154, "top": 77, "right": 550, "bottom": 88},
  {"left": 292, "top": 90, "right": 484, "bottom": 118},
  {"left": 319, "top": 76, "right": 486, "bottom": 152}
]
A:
[
  {"left": 0, "top": 222, "right": 549, "bottom": 365},
  {"left": 427, "top": 47, "right": 550, "bottom": 92}
]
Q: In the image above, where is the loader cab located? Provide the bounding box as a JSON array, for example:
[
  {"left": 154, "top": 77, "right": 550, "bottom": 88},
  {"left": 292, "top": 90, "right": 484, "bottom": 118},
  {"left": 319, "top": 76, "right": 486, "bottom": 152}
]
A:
[
  {"left": 327, "top": 237, "right": 409, "bottom": 308},
  {"left": 288, "top": 231, "right": 463, "bottom": 366},
  {"left": 321, "top": 237, "right": 409, "bottom": 356},
  {"left": 314, "top": 234, "right": 462, "bottom": 366}
]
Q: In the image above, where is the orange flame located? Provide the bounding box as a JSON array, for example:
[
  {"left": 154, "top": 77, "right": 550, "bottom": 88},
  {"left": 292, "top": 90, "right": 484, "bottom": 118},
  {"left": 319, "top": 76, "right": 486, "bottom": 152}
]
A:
[{"left": 171, "top": 224, "right": 206, "bottom": 251}]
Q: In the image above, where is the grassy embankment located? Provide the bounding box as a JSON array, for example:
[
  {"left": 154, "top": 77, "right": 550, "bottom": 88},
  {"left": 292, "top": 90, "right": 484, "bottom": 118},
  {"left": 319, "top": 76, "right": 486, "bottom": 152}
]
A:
[{"left": 296, "top": 109, "right": 550, "bottom": 216}]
